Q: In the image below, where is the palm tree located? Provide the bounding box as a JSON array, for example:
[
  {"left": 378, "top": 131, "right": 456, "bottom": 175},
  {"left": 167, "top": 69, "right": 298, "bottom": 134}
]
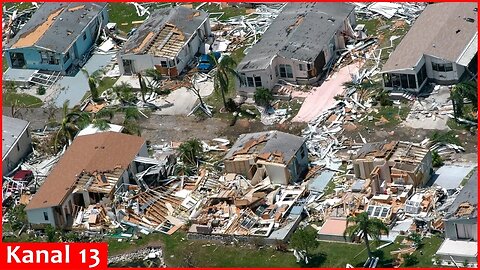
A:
[
  {"left": 121, "top": 107, "right": 142, "bottom": 136},
  {"left": 187, "top": 73, "right": 212, "bottom": 117},
  {"left": 137, "top": 72, "right": 150, "bottom": 103},
  {"left": 211, "top": 54, "right": 239, "bottom": 111},
  {"left": 451, "top": 81, "right": 477, "bottom": 120},
  {"left": 145, "top": 68, "right": 163, "bottom": 89},
  {"left": 53, "top": 100, "right": 88, "bottom": 151},
  {"left": 82, "top": 69, "right": 102, "bottom": 101},
  {"left": 254, "top": 87, "right": 273, "bottom": 108},
  {"left": 344, "top": 212, "right": 389, "bottom": 258},
  {"left": 343, "top": 80, "right": 377, "bottom": 103},
  {"left": 177, "top": 138, "right": 203, "bottom": 166},
  {"left": 112, "top": 82, "right": 136, "bottom": 105}
]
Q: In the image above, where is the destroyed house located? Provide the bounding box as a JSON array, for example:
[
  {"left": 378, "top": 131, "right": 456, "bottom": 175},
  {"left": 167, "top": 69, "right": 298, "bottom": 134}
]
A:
[
  {"left": 25, "top": 132, "right": 147, "bottom": 229},
  {"left": 2, "top": 115, "right": 32, "bottom": 176},
  {"left": 5, "top": 2, "right": 109, "bottom": 75},
  {"left": 118, "top": 6, "right": 211, "bottom": 77},
  {"left": 224, "top": 131, "right": 308, "bottom": 185},
  {"left": 236, "top": 2, "right": 356, "bottom": 96},
  {"left": 444, "top": 170, "right": 477, "bottom": 241},
  {"left": 353, "top": 141, "right": 432, "bottom": 192},
  {"left": 381, "top": 3, "right": 478, "bottom": 93}
]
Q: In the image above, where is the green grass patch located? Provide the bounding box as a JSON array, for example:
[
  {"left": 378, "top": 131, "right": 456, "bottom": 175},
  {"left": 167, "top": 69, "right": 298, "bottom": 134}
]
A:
[
  {"left": 430, "top": 130, "right": 461, "bottom": 145},
  {"left": 460, "top": 169, "right": 476, "bottom": 186},
  {"left": 357, "top": 18, "right": 381, "bottom": 35},
  {"left": 447, "top": 118, "right": 471, "bottom": 131},
  {"left": 366, "top": 105, "right": 411, "bottom": 128},
  {"left": 108, "top": 3, "right": 147, "bottom": 34},
  {"left": 3, "top": 92, "right": 43, "bottom": 108},
  {"left": 200, "top": 4, "right": 247, "bottom": 20},
  {"left": 3, "top": 56, "right": 9, "bottom": 73},
  {"left": 405, "top": 235, "right": 443, "bottom": 267},
  {"left": 3, "top": 2, "right": 34, "bottom": 11}
]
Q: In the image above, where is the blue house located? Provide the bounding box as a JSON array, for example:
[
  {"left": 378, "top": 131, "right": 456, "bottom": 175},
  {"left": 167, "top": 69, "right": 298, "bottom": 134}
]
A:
[{"left": 5, "top": 2, "right": 108, "bottom": 75}]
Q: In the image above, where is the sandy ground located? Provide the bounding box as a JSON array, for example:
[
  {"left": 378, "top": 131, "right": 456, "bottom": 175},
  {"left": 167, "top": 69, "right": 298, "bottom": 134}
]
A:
[{"left": 292, "top": 63, "right": 360, "bottom": 122}]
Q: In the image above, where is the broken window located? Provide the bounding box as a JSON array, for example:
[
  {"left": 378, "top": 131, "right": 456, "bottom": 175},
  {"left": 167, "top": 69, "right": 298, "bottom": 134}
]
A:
[
  {"left": 400, "top": 74, "right": 408, "bottom": 88},
  {"left": 239, "top": 73, "right": 246, "bottom": 87},
  {"left": 278, "top": 64, "right": 293, "bottom": 78},
  {"left": 432, "top": 62, "right": 453, "bottom": 72},
  {"left": 247, "top": 77, "right": 254, "bottom": 87},
  {"left": 391, "top": 74, "right": 400, "bottom": 87},
  {"left": 299, "top": 64, "right": 304, "bottom": 71},
  {"left": 10, "top": 52, "right": 25, "bottom": 68},
  {"left": 416, "top": 64, "right": 427, "bottom": 87},
  {"left": 407, "top": 74, "right": 416, "bottom": 88},
  {"left": 43, "top": 212, "right": 49, "bottom": 221},
  {"left": 254, "top": 76, "right": 262, "bottom": 87},
  {"left": 160, "top": 60, "right": 168, "bottom": 68},
  {"left": 383, "top": 73, "right": 392, "bottom": 87}
]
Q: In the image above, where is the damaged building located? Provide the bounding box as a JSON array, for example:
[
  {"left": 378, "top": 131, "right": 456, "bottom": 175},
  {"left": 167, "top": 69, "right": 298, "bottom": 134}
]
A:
[
  {"left": 224, "top": 131, "right": 308, "bottom": 186},
  {"left": 4, "top": 2, "right": 108, "bottom": 75},
  {"left": 25, "top": 132, "right": 147, "bottom": 229},
  {"left": 236, "top": 2, "right": 356, "bottom": 96},
  {"left": 353, "top": 141, "right": 432, "bottom": 193},
  {"left": 118, "top": 6, "right": 211, "bottom": 77},
  {"left": 381, "top": 2, "right": 478, "bottom": 93},
  {"left": 436, "top": 170, "right": 477, "bottom": 265},
  {"left": 2, "top": 115, "right": 33, "bottom": 176}
]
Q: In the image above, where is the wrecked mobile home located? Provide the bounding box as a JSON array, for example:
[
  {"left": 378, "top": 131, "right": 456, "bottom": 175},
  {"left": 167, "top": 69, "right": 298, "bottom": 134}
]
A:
[
  {"left": 236, "top": 2, "right": 356, "bottom": 96},
  {"left": 4, "top": 2, "right": 109, "bottom": 75},
  {"left": 118, "top": 6, "right": 211, "bottom": 77}
]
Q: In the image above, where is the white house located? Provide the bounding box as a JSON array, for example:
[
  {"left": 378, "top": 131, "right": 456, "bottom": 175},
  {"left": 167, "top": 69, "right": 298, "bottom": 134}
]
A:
[
  {"left": 236, "top": 2, "right": 356, "bottom": 96},
  {"left": 118, "top": 6, "right": 211, "bottom": 77},
  {"left": 2, "top": 115, "right": 32, "bottom": 176},
  {"left": 223, "top": 130, "right": 309, "bottom": 185},
  {"left": 381, "top": 3, "right": 478, "bottom": 93},
  {"left": 25, "top": 132, "right": 147, "bottom": 228}
]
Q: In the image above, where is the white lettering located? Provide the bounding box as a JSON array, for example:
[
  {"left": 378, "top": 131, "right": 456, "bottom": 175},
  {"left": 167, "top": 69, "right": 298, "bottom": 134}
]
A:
[
  {"left": 36, "top": 250, "right": 49, "bottom": 263},
  {"left": 23, "top": 250, "right": 34, "bottom": 263},
  {"left": 7, "top": 246, "right": 21, "bottom": 263},
  {"left": 65, "top": 245, "right": 70, "bottom": 263},
  {"left": 51, "top": 250, "right": 62, "bottom": 264}
]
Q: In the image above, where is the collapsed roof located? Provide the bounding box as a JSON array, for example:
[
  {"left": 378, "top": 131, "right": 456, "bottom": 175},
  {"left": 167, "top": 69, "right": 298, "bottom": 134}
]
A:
[
  {"left": 8, "top": 2, "right": 108, "bottom": 53},
  {"left": 121, "top": 6, "right": 208, "bottom": 57},
  {"left": 237, "top": 2, "right": 355, "bottom": 72},
  {"left": 26, "top": 132, "right": 145, "bottom": 210},
  {"left": 224, "top": 130, "right": 305, "bottom": 166},
  {"left": 382, "top": 2, "right": 478, "bottom": 72},
  {"left": 445, "top": 169, "right": 477, "bottom": 220}
]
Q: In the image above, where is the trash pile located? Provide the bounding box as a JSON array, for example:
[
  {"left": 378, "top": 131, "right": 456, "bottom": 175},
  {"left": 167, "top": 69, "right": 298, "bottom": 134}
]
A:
[
  {"left": 208, "top": 4, "right": 286, "bottom": 53},
  {"left": 353, "top": 2, "right": 427, "bottom": 23}
]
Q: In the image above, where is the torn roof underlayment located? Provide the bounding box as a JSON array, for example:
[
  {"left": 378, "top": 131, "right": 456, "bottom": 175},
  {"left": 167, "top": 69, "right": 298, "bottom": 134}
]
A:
[
  {"left": 26, "top": 132, "right": 145, "bottom": 211},
  {"left": 237, "top": 2, "right": 355, "bottom": 72},
  {"left": 382, "top": 2, "right": 478, "bottom": 72},
  {"left": 445, "top": 169, "right": 477, "bottom": 220},
  {"left": 121, "top": 6, "right": 208, "bottom": 57},
  {"left": 224, "top": 130, "right": 305, "bottom": 166},
  {"left": 2, "top": 115, "right": 30, "bottom": 160},
  {"left": 8, "top": 2, "right": 108, "bottom": 53}
]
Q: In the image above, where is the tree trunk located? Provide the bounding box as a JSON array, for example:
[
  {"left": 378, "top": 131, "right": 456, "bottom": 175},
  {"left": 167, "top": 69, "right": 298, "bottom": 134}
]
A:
[
  {"left": 220, "top": 87, "right": 227, "bottom": 110},
  {"left": 363, "top": 232, "right": 373, "bottom": 258}
]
